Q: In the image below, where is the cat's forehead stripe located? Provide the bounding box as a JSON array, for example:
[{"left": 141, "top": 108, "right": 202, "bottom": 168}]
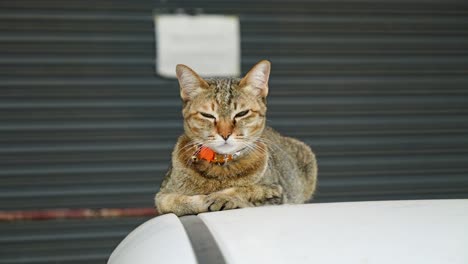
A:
[{"left": 207, "top": 78, "right": 238, "bottom": 113}]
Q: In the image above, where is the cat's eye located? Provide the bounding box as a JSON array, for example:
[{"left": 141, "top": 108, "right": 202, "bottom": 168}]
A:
[
  {"left": 235, "top": 110, "right": 250, "bottom": 118},
  {"left": 200, "top": 112, "right": 216, "bottom": 119}
]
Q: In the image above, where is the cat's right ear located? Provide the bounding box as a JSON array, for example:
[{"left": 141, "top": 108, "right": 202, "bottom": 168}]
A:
[{"left": 176, "top": 64, "right": 209, "bottom": 101}]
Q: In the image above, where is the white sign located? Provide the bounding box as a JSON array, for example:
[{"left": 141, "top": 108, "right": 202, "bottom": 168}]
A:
[{"left": 155, "top": 14, "right": 240, "bottom": 78}]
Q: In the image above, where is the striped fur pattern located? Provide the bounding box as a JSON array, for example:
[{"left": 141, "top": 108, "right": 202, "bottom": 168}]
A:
[{"left": 155, "top": 60, "right": 317, "bottom": 216}]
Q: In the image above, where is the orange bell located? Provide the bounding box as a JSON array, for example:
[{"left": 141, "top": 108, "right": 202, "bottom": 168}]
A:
[{"left": 198, "top": 146, "right": 216, "bottom": 162}]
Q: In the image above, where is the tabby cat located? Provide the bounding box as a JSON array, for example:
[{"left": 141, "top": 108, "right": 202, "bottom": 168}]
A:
[{"left": 155, "top": 60, "right": 317, "bottom": 216}]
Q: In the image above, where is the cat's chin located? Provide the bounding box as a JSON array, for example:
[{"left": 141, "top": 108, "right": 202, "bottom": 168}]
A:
[{"left": 210, "top": 143, "right": 240, "bottom": 155}]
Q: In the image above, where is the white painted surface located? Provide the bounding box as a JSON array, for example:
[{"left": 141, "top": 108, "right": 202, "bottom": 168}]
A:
[
  {"left": 107, "top": 214, "right": 196, "bottom": 264},
  {"left": 199, "top": 200, "right": 468, "bottom": 264},
  {"left": 155, "top": 14, "right": 240, "bottom": 78}
]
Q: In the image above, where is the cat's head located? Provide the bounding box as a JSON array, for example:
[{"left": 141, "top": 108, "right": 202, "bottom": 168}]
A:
[{"left": 175, "top": 60, "right": 271, "bottom": 155}]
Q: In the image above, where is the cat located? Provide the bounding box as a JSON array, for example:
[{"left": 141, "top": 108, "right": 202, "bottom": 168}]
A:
[{"left": 155, "top": 60, "right": 317, "bottom": 216}]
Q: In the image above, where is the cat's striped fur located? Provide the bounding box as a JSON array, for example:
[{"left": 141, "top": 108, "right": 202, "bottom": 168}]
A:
[{"left": 155, "top": 60, "right": 317, "bottom": 216}]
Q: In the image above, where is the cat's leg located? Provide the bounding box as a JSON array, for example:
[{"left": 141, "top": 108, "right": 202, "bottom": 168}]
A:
[
  {"left": 155, "top": 192, "right": 208, "bottom": 216},
  {"left": 156, "top": 185, "right": 283, "bottom": 215},
  {"left": 156, "top": 192, "right": 253, "bottom": 215},
  {"left": 206, "top": 184, "right": 283, "bottom": 211},
  {"left": 204, "top": 193, "right": 253, "bottom": 212}
]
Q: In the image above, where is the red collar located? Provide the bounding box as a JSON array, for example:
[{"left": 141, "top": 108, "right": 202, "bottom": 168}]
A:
[{"left": 193, "top": 146, "right": 241, "bottom": 164}]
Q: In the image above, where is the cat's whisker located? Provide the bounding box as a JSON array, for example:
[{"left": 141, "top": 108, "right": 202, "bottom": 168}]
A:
[
  {"left": 187, "top": 141, "right": 205, "bottom": 162},
  {"left": 240, "top": 141, "right": 257, "bottom": 156},
  {"left": 174, "top": 140, "right": 199, "bottom": 157},
  {"left": 256, "top": 137, "right": 296, "bottom": 167},
  {"left": 173, "top": 138, "right": 205, "bottom": 166},
  {"left": 239, "top": 141, "right": 265, "bottom": 161},
  {"left": 174, "top": 144, "right": 194, "bottom": 156}
]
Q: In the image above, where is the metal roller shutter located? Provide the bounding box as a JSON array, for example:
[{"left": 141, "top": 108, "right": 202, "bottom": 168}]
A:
[{"left": 1, "top": 0, "right": 467, "bottom": 263}]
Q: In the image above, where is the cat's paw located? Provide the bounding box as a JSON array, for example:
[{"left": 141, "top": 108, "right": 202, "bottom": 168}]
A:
[
  {"left": 266, "top": 184, "right": 283, "bottom": 198},
  {"left": 259, "top": 184, "right": 284, "bottom": 205},
  {"left": 205, "top": 193, "right": 250, "bottom": 212}
]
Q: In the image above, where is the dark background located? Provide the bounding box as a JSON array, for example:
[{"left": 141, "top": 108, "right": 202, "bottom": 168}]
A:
[{"left": 1, "top": 0, "right": 468, "bottom": 263}]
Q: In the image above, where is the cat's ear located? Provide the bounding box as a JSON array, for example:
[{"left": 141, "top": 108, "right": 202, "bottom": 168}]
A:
[
  {"left": 239, "top": 60, "right": 271, "bottom": 97},
  {"left": 176, "top": 64, "right": 209, "bottom": 101}
]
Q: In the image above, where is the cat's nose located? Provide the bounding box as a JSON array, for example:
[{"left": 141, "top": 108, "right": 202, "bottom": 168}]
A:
[
  {"left": 217, "top": 120, "right": 233, "bottom": 141},
  {"left": 221, "top": 133, "right": 231, "bottom": 141}
]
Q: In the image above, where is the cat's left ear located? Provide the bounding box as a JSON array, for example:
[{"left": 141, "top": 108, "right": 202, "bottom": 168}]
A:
[
  {"left": 239, "top": 60, "right": 271, "bottom": 97},
  {"left": 176, "top": 64, "right": 209, "bottom": 102}
]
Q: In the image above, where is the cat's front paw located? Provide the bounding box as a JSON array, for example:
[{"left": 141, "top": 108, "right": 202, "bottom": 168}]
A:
[
  {"left": 205, "top": 193, "right": 251, "bottom": 212},
  {"left": 267, "top": 184, "right": 283, "bottom": 198},
  {"left": 258, "top": 184, "right": 284, "bottom": 205}
]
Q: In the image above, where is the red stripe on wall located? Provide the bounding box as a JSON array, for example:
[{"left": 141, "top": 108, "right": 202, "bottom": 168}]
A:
[{"left": 0, "top": 208, "right": 158, "bottom": 221}]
